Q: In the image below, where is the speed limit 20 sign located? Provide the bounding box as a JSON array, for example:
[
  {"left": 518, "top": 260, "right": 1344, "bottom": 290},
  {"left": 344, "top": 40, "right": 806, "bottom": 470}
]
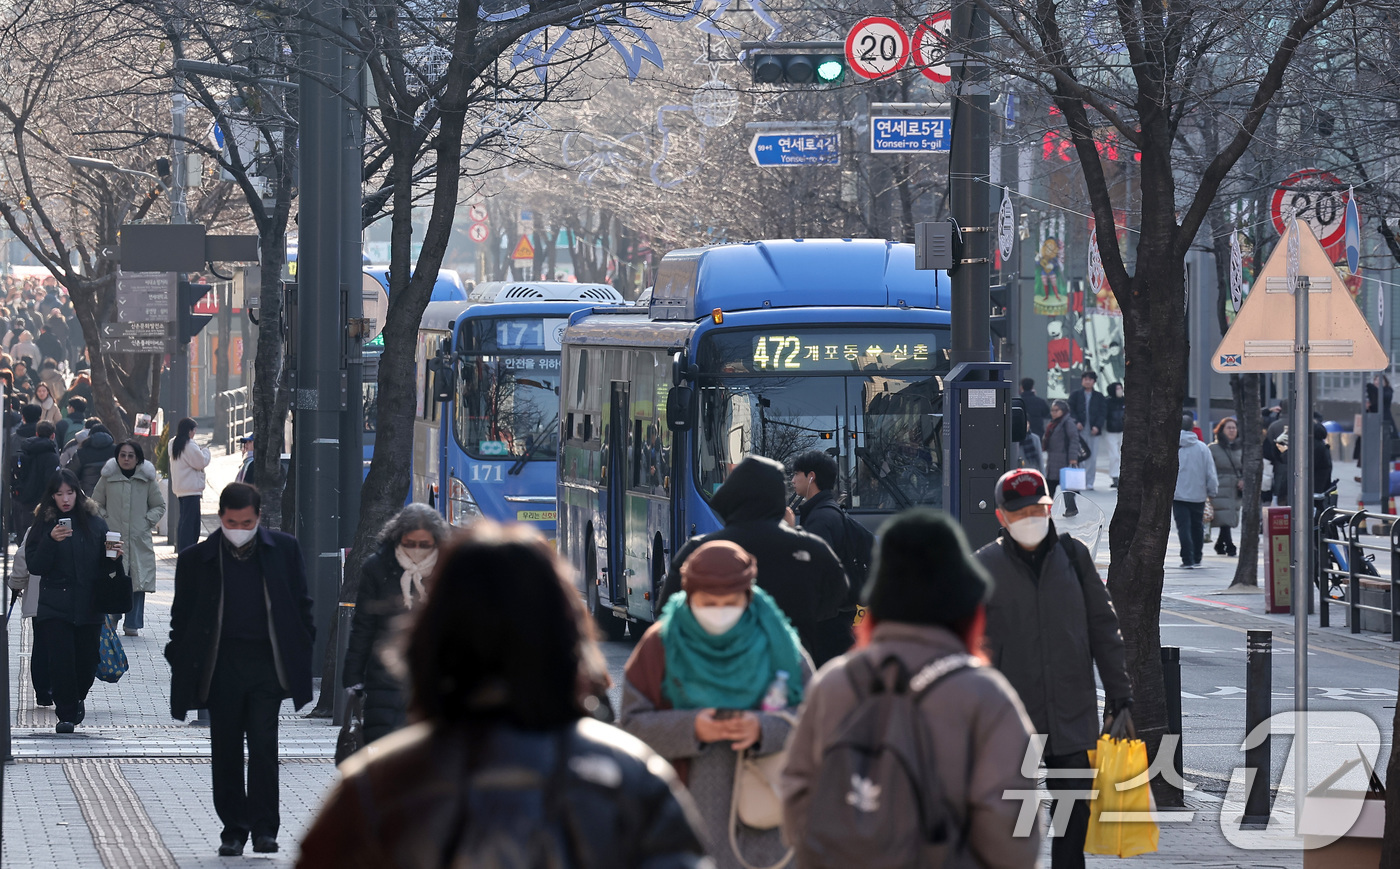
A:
[
  {"left": 1270, "top": 168, "right": 1350, "bottom": 248},
  {"left": 845, "top": 17, "right": 911, "bottom": 79}
]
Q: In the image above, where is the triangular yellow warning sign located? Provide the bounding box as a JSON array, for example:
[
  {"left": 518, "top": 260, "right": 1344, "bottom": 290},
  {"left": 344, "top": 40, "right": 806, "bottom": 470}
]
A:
[
  {"left": 1213, "top": 219, "right": 1388, "bottom": 373},
  {"left": 511, "top": 234, "right": 536, "bottom": 260}
]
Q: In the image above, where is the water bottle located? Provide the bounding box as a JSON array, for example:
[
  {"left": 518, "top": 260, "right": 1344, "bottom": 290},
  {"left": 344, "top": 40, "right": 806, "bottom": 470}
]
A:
[{"left": 761, "top": 670, "right": 790, "bottom": 712}]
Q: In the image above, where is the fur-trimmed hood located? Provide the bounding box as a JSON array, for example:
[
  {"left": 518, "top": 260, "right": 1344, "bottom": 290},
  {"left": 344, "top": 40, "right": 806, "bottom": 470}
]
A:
[
  {"left": 35, "top": 495, "right": 99, "bottom": 525},
  {"left": 98, "top": 458, "right": 157, "bottom": 483}
]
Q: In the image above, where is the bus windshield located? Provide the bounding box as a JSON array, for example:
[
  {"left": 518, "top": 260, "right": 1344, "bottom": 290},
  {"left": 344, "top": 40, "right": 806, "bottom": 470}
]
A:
[
  {"left": 695, "top": 327, "right": 950, "bottom": 511},
  {"left": 454, "top": 316, "right": 566, "bottom": 461}
]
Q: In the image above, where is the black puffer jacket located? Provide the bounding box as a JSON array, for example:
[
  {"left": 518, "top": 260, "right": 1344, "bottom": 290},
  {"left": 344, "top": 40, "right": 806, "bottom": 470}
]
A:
[
  {"left": 342, "top": 545, "right": 411, "bottom": 744},
  {"left": 25, "top": 503, "right": 112, "bottom": 625},
  {"left": 17, "top": 436, "right": 59, "bottom": 505},
  {"left": 297, "top": 718, "right": 708, "bottom": 869},
  {"left": 659, "top": 456, "right": 849, "bottom": 664},
  {"left": 67, "top": 429, "right": 115, "bottom": 496}
]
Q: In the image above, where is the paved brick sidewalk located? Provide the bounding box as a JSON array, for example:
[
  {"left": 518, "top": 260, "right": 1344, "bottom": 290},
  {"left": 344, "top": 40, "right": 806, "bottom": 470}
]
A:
[{"left": 3, "top": 449, "right": 340, "bottom": 867}]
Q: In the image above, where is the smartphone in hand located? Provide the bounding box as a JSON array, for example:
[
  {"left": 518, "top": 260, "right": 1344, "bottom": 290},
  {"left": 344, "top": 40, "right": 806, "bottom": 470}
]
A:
[
  {"left": 713, "top": 708, "right": 741, "bottom": 720},
  {"left": 57, "top": 518, "right": 72, "bottom": 530}
]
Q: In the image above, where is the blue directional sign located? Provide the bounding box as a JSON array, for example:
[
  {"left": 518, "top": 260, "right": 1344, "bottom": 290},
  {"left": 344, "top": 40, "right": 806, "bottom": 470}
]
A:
[
  {"left": 749, "top": 133, "right": 840, "bottom": 167},
  {"left": 870, "top": 116, "right": 951, "bottom": 153}
]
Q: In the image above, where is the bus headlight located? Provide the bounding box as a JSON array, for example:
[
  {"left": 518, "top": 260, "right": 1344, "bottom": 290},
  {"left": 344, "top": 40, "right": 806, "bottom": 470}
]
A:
[{"left": 449, "top": 476, "right": 481, "bottom": 526}]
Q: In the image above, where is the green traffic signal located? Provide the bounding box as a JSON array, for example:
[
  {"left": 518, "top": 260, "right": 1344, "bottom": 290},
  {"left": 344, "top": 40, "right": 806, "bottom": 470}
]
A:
[{"left": 816, "top": 57, "right": 845, "bottom": 83}]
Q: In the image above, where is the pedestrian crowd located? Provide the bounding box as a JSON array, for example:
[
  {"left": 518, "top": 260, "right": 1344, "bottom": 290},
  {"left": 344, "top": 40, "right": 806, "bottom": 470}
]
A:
[{"left": 1017, "top": 372, "right": 1347, "bottom": 571}]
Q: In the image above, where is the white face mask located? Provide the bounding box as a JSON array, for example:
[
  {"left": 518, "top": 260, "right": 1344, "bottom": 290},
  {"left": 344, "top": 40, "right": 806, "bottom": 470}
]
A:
[
  {"left": 1006, "top": 516, "right": 1050, "bottom": 548},
  {"left": 223, "top": 525, "right": 258, "bottom": 547},
  {"left": 692, "top": 605, "right": 746, "bottom": 636}
]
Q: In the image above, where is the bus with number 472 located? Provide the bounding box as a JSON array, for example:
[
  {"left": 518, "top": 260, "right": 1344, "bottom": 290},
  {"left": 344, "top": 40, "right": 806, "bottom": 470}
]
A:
[{"left": 557, "top": 238, "right": 951, "bottom": 639}]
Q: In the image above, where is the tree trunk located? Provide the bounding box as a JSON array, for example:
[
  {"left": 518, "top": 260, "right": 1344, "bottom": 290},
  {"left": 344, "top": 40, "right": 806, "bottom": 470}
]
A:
[
  {"left": 251, "top": 236, "right": 289, "bottom": 531},
  {"left": 1105, "top": 194, "right": 1189, "bottom": 807}
]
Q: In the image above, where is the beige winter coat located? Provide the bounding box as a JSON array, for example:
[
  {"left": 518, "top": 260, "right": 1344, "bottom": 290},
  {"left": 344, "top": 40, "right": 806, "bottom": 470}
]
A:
[
  {"left": 92, "top": 459, "right": 166, "bottom": 593},
  {"left": 780, "top": 622, "right": 1042, "bottom": 868}
]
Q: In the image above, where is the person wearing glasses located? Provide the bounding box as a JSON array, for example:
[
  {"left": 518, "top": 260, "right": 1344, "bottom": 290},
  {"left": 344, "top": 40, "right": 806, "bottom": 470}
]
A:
[{"left": 343, "top": 504, "right": 449, "bottom": 745}]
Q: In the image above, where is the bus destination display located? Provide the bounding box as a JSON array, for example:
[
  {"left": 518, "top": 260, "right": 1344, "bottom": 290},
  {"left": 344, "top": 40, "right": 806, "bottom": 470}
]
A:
[
  {"left": 704, "top": 330, "right": 945, "bottom": 373},
  {"left": 472, "top": 318, "right": 567, "bottom": 353}
]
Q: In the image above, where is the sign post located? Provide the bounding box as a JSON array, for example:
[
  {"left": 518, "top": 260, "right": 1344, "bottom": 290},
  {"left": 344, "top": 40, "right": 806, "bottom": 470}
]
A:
[
  {"left": 1286, "top": 206, "right": 1311, "bottom": 831},
  {"left": 748, "top": 133, "right": 840, "bottom": 166},
  {"left": 868, "top": 116, "right": 951, "bottom": 153}
]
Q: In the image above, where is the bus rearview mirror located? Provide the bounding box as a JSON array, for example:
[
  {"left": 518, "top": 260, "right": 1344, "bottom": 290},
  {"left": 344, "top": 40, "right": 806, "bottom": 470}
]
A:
[
  {"left": 667, "top": 385, "right": 694, "bottom": 431},
  {"left": 432, "top": 362, "right": 455, "bottom": 403}
]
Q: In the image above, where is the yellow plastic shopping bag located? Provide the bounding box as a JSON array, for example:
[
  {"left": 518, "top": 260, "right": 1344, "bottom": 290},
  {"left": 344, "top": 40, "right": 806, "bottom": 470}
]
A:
[{"left": 1084, "top": 734, "right": 1160, "bottom": 857}]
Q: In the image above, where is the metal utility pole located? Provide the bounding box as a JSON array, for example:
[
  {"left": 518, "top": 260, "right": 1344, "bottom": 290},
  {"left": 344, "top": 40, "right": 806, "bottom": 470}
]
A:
[
  {"left": 339, "top": 34, "right": 365, "bottom": 557},
  {"left": 948, "top": 0, "right": 991, "bottom": 366},
  {"left": 298, "top": 0, "right": 350, "bottom": 661},
  {"left": 938, "top": 0, "right": 1010, "bottom": 549},
  {"left": 167, "top": 76, "right": 190, "bottom": 548},
  {"left": 1286, "top": 208, "right": 1311, "bottom": 826}
]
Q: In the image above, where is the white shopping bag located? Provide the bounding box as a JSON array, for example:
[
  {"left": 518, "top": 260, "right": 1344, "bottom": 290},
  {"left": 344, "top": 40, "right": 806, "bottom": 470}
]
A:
[{"left": 1060, "top": 467, "right": 1087, "bottom": 491}]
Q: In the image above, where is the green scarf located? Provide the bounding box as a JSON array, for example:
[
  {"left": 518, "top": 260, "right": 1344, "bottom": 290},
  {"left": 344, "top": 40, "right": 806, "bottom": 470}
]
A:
[{"left": 659, "top": 587, "right": 805, "bottom": 710}]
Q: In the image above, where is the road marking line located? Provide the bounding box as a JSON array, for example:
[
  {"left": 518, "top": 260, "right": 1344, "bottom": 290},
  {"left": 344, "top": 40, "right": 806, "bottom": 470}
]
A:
[
  {"left": 1183, "top": 594, "right": 1252, "bottom": 610},
  {"left": 1162, "top": 608, "right": 1400, "bottom": 671}
]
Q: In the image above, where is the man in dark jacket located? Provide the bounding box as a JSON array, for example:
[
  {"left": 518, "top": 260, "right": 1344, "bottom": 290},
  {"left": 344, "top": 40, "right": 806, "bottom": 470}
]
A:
[
  {"left": 1067, "top": 371, "right": 1107, "bottom": 490},
  {"left": 57, "top": 396, "right": 86, "bottom": 447},
  {"left": 1020, "top": 377, "right": 1051, "bottom": 437},
  {"left": 659, "top": 456, "right": 849, "bottom": 666},
  {"left": 790, "top": 450, "right": 859, "bottom": 658},
  {"left": 8, "top": 403, "right": 41, "bottom": 534},
  {"left": 66, "top": 425, "right": 115, "bottom": 496},
  {"left": 976, "top": 468, "right": 1133, "bottom": 869},
  {"left": 16, "top": 421, "right": 59, "bottom": 538},
  {"left": 166, "top": 483, "right": 315, "bottom": 857}
]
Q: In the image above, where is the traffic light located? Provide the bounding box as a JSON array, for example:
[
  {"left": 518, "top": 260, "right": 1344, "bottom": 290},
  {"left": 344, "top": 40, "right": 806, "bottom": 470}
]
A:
[
  {"left": 178, "top": 279, "right": 215, "bottom": 343},
  {"left": 747, "top": 42, "right": 845, "bottom": 86}
]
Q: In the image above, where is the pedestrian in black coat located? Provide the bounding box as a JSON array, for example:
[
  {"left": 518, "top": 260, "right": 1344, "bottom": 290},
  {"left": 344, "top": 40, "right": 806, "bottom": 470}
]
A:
[
  {"left": 25, "top": 468, "right": 125, "bottom": 733},
  {"left": 166, "top": 483, "right": 315, "bottom": 856},
  {"left": 67, "top": 425, "right": 115, "bottom": 496},
  {"left": 790, "top": 450, "right": 860, "bottom": 662},
  {"left": 658, "top": 456, "right": 849, "bottom": 667},
  {"left": 343, "top": 504, "right": 448, "bottom": 745},
  {"left": 1019, "top": 378, "right": 1052, "bottom": 437},
  {"left": 16, "top": 421, "right": 59, "bottom": 538}
]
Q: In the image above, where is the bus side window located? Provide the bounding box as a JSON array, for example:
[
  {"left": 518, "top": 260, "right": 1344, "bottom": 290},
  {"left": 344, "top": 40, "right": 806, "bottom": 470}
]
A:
[
  {"left": 631, "top": 419, "right": 643, "bottom": 488},
  {"left": 566, "top": 412, "right": 575, "bottom": 441}
]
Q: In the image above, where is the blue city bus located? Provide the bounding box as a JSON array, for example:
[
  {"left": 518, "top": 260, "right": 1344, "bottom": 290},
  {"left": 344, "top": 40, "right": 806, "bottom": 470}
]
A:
[
  {"left": 558, "top": 239, "right": 950, "bottom": 639},
  {"left": 414, "top": 282, "right": 627, "bottom": 534}
]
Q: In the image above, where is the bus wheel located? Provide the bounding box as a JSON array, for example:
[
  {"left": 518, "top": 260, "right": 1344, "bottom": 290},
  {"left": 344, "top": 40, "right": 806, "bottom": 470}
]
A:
[{"left": 587, "top": 542, "right": 628, "bottom": 642}]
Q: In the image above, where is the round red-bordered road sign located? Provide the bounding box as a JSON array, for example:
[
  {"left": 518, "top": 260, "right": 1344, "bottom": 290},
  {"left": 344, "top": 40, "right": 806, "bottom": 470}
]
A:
[
  {"left": 845, "top": 17, "right": 911, "bottom": 79},
  {"left": 468, "top": 222, "right": 489, "bottom": 243},
  {"left": 912, "top": 12, "right": 952, "bottom": 83},
  {"left": 1270, "top": 168, "right": 1349, "bottom": 247}
]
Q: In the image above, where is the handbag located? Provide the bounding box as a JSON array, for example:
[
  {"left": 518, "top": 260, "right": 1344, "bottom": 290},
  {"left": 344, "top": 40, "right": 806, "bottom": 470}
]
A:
[
  {"left": 93, "top": 557, "right": 133, "bottom": 615},
  {"left": 1085, "top": 710, "right": 1159, "bottom": 857},
  {"left": 728, "top": 711, "right": 797, "bottom": 869},
  {"left": 1203, "top": 498, "right": 1216, "bottom": 525},
  {"left": 335, "top": 689, "right": 366, "bottom": 765},
  {"left": 96, "top": 615, "right": 129, "bottom": 683},
  {"left": 1076, "top": 433, "right": 1093, "bottom": 463}
]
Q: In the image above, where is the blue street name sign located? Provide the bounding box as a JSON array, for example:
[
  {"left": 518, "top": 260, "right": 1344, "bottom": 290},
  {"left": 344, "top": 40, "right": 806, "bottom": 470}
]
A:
[
  {"left": 749, "top": 133, "right": 840, "bottom": 167},
  {"left": 870, "top": 116, "right": 951, "bottom": 153}
]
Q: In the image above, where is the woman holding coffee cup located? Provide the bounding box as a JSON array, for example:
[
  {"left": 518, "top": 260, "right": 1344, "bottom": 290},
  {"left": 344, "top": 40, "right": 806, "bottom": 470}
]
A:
[
  {"left": 93, "top": 440, "right": 166, "bottom": 637},
  {"left": 25, "top": 468, "right": 125, "bottom": 733}
]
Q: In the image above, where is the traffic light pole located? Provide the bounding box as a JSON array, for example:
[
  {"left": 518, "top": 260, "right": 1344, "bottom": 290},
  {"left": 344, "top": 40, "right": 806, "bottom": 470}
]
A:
[
  {"left": 297, "top": 0, "right": 350, "bottom": 663},
  {"left": 167, "top": 74, "right": 190, "bottom": 549},
  {"left": 940, "top": 0, "right": 1008, "bottom": 549}
]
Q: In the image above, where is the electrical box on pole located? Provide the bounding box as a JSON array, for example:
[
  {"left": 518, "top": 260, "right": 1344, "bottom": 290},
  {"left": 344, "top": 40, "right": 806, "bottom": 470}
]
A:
[{"left": 944, "top": 362, "right": 1013, "bottom": 549}]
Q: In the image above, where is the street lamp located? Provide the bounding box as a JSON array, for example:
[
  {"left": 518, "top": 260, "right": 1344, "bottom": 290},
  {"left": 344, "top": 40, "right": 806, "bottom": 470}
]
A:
[{"left": 64, "top": 155, "right": 168, "bottom": 192}]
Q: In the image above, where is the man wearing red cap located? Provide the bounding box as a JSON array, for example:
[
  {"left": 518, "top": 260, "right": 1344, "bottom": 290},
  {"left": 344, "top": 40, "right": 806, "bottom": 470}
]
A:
[{"left": 976, "top": 468, "right": 1133, "bottom": 869}]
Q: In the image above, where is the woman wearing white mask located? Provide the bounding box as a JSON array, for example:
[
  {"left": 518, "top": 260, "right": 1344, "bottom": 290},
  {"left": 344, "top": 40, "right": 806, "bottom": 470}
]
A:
[
  {"left": 342, "top": 504, "right": 448, "bottom": 744},
  {"left": 623, "top": 540, "right": 812, "bottom": 869}
]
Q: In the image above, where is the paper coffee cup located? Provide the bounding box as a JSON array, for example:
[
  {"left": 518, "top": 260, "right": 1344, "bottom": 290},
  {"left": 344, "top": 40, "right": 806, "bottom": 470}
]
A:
[{"left": 105, "top": 531, "right": 121, "bottom": 558}]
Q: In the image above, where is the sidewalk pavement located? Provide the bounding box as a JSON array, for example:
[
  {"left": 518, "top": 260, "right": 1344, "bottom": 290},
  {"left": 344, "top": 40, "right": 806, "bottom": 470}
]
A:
[{"left": 3, "top": 447, "right": 339, "bottom": 868}]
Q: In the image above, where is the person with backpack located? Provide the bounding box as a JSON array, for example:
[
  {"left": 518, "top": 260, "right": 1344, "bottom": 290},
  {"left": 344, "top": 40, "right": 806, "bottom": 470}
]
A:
[
  {"left": 66, "top": 423, "right": 115, "bottom": 496},
  {"left": 975, "top": 468, "right": 1133, "bottom": 869},
  {"left": 780, "top": 508, "right": 1039, "bottom": 868},
  {"left": 624, "top": 539, "right": 810, "bottom": 869},
  {"left": 299, "top": 522, "right": 707, "bottom": 869},
  {"left": 659, "top": 456, "right": 849, "bottom": 667},
  {"left": 790, "top": 450, "right": 872, "bottom": 662}
]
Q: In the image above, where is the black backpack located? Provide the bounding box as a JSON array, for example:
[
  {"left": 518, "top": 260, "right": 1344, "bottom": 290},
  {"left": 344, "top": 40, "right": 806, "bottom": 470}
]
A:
[
  {"left": 799, "top": 652, "right": 976, "bottom": 868},
  {"left": 817, "top": 501, "right": 875, "bottom": 592}
]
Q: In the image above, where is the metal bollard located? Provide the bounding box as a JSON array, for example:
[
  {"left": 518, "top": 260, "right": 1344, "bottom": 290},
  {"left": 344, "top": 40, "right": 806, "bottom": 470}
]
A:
[
  {"left": 1160, "top": 647, "right": 1184, "bottom": 805},
  {"left": 1242, "top": 630, "right": 1272, "bottom": 827},
  {"left": 333, "top": 602, "right": 355, "bottom": 727}
]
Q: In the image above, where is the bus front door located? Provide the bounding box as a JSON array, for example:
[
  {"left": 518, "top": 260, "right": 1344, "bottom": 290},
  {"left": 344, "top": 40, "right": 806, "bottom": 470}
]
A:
[{"left": 605, "top": 382, "right": 629, "bottom": 607}]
